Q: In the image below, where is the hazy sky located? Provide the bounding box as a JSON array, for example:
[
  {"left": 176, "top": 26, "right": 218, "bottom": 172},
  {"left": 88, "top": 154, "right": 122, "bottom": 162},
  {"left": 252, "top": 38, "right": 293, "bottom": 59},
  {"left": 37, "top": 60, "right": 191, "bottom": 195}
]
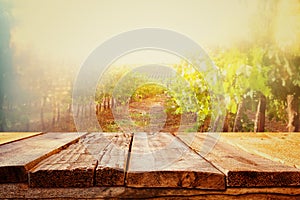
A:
[{"left": 10, "top": 0, "right": 261, "bottom": 66}]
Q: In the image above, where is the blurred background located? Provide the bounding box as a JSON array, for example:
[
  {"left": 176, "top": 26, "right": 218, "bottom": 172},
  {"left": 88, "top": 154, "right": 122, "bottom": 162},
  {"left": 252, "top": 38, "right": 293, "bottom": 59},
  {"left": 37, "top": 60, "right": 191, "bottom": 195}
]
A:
[{"left": 0, "top": 0, "right": 299, "bottom": 132}]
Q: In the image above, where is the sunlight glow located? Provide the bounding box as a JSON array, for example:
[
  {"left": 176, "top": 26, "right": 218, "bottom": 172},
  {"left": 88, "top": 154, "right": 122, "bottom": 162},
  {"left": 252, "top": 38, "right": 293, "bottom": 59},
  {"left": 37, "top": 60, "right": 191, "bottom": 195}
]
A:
[
  {"left": 10, "top": 0, "right": 262, "bottom": 66},
  {"left": 275, "top": 0, "right": 300, "bottom": 51}
]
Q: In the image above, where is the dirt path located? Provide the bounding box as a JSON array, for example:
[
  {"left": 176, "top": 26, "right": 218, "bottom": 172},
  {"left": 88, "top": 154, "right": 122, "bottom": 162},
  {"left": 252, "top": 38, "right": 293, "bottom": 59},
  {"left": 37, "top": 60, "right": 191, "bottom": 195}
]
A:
[
  {"left": 97, "top": 94, "right": 288, "bottom": 133},
  {"left": 98, "top": 94, "right": 181, "bottom": 133},
  {"left": 35, "top": 93, "right": 289, "bottom": 133}
]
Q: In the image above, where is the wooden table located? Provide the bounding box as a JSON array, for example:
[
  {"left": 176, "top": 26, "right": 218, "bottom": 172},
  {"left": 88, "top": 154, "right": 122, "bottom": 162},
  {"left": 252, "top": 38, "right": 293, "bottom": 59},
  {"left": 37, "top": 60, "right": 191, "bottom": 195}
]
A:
[
  {"left": 0, "top": 132, "right": 300, "bottom": 199},
  {"left": 0, "top": 132, "right": 42, "bottom": 145}
]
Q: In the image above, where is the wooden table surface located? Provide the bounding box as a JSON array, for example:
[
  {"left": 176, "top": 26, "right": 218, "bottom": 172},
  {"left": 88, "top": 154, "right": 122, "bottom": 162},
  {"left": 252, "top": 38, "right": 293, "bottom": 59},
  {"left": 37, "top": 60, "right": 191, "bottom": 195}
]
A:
[
  {"left": 127, "top": 132, "right": 225, "bottom": 189},
  {"left": 0, "top": 132, "right": 87, "bottom": 183},
  {"left": 0, "top": 132, "right": 42, "bottom": 145},
  {"left": 176, "top": 132, "right": 300, "bottom": 187},
  {"left": 0, "top": 132, "right": 300, "bottom": 199},
  {"left": 220, "top": 132, "right": 300, "bottom": 169}
]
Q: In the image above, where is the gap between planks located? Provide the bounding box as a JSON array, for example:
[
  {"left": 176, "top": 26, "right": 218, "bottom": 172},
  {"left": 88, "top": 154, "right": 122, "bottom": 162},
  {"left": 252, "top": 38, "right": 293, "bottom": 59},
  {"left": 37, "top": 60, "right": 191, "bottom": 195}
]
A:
[
  {"left": 28, "top": 132, "right": 226, "bottom": 189},
  {"left": 126, "top": 132, "right": 226, "bottom": 190},
  {"left": 13, "top": 132, "right": 300, "bottom": 189},
  {"left": 29, "top": 132, "right": 132, "bottom": 187}
]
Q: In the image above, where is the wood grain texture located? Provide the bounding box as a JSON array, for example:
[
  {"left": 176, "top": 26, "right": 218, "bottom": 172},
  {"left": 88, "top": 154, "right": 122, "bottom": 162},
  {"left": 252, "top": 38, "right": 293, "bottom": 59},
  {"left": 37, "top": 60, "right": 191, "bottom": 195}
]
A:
[
  {"left": 29, "top": 132, "right": 132, "bottom": 187},
  {"left": 0, "top": 132, "right": 87, "bottom": 183},
  {"left": 95, "top": 132, "right": 132, "bottom": 186},
  {"left": 127, "top": 132, "right": 225, "bottom": 189},
  {"left": 1, "top": 184, "right": 300, "bottom": 199},
  {"left": 176, "top": 132, "right": 300, "bottom": 187},
  {"left": 29, "top": 136, "right": 97, "bottom": 187},
  {"left": 0, "top": 132, "right": 42, "bottom": 145},
  {"left": 220, "top": 132, "right": 300, "bottom": 169}
]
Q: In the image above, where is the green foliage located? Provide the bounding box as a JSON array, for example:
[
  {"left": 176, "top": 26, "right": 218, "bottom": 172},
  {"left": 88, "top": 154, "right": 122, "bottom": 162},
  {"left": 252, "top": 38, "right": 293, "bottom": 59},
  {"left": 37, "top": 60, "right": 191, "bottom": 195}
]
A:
[
  {"left": 96, "top": 65, "right": 132, "bottom": 104},
  {"left": 266, "top": 49, "right": 300, "bottom": 99},
  {"left": 267, "top": 96, "right": 287, "bottom": 122},
  {"left": 105, "top": 122, "right": 119, "bottom": 132},
  {"left": 94, "top": 41, "right": 299, "bottom": 132},
  {"left": 167, "top": 61, "right": 211, "bottom": 126},
  {"left": 131, "top": 84, "right": 165, "bottom": 102},
  {"left": 213, "top": 47, "right": 271, "bottom": 116},
  {"left": 95, "top": 62, "right": 212, "bottom": 129}
]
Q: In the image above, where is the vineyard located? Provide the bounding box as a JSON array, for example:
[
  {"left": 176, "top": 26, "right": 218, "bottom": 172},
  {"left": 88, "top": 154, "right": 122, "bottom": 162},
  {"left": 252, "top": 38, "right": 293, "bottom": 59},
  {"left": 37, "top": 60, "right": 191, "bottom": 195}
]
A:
[
  {"left": 0, "top": 56, "right": 298, "bottom": 133},
  {"left": 0, "top": 49, "right": 299, "bottom": 133}
]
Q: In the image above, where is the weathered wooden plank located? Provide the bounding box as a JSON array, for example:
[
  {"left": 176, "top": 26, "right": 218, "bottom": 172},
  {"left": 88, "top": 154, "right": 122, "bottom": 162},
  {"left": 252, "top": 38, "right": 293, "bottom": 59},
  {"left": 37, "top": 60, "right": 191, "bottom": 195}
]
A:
[
  {"left": 29, "top": 136, "right": 97, "bottom": 187},
  {"left": 221, "top": 132, "right": 300, "bottom": 169},
  {"left": 95, "top": 132, "right": 132, "bottom": 186},
  {"left": 127, "top": 132, "right": 225, "bottom": 189},
  {"left": 0, "top": 132, "right": 87, "bottom": 183},
  {"left": 1, "top": 184, "right": 300, "bottom": 199},
  {"left": 29, "top": 132, "right": 132, "bottom": 187},
  {"left": 176, "top": 132, "right": 300, "bottom": 187},
  {"left": 0, "top": 132, "right": 42, "bottom": 145}
]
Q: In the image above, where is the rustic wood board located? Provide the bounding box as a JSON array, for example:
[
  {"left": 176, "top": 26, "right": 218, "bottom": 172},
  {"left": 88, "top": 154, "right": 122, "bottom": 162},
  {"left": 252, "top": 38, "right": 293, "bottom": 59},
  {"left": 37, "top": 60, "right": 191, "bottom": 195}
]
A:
[
  {"left": 0, "top": 132, "right": 87, "bottom": 183},
  {"left": 29, "top": 136, "right": 97, "bottom": 187},
  {"left": 0, "top": 132, "right": 42, "bottom": 145},
  {"left": 95, "top": 132, "right": 132, "bottom": 186},
  {"left": 1, "top": 184, "right": 300, "bottom": 199},
  {"left": 220, "top": 132, "right": 300, "bottom": 169},
  {"left": 29, "top": 132, "right": 132, "bottom": 187},
  {"left": 126, "top": 132, "right": 225, "bottom": 189},
  {"left": 176, "top": 132, "right": 300, "bottom": 187}
]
